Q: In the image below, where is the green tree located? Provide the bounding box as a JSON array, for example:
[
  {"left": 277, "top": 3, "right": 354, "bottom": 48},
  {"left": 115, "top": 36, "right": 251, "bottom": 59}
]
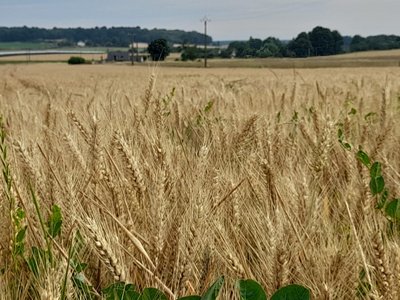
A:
[
  {"left": 259, "top": 37, "right": 285, "bottom": 57},
  {"left": 308, "top": 26, "right": 342, "bottom": 56},
  {"left": 287, "top": 32, "right": 313, "bottom": 57},
  {"left": 227, "top": 41, "right": 249, "bottom": 58},
  {"left": 181, "top": 46, "right": 201, "bottom": 61},
  {"left": 350, "top": 35, "right": 368, "bottom": 52},
  {"left": 248, "top": 37, "right": 262, "bottom": 50},
  {"left": 148, "top": 39, "right": 170, "bottom": 61},
  {"left": 332, "top": 30, "right": 344, "bottom": 54},
  {"left": 67, "top": 56, "right": 86, "bottom": 64},
  {"left": 220, "top": 48, "right": 234, "bottom": 58},
  {"left": 248, "top": 37, "right": 263, "bottom": 55}
]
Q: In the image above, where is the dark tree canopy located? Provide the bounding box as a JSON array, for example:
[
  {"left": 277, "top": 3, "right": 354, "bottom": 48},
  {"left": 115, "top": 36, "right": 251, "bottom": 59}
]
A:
[
  {"left": 0, "top": 26, "right": 211, "bottom": 47},
  {"left": 180, "top": 46, "right": 219, "bottom": 61},
  {"left": 332, "top": 30, "right": 344, "bottom": 54},
  {"left": 226, "top": 37, "right": 286, "bottom": 58},
  {"left": 260, "top": 37, "right": 285, "bottom": 57},
  {"left": 309, "top": 26, "right": 340, "bottom": 56},
  {"left": 350, "top": 34, "right": 400, "bottom": 52},
  {"left": 148, "top": 39, "right": 170, "bottom": 61},
  {"left": 225, "top": 27, "right": 344, "bottom": 59},
  {"left": 247, "top": 37, "right": 263, "bottom": 56},
  {"left": 181, "top": 47, "right": 200, "bottom": 61},
  {"left": 350, "top": 35, "right": 368, "bottom": 52},
  {"left": 287, "top": 32, "right": 313, "bottom": 57},
  {"left": 285, "top": 27, "right": 344, "bottom": 57}
]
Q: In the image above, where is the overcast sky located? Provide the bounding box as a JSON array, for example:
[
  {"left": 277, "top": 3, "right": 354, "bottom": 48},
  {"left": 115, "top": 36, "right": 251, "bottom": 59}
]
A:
[{"left": 1, "top": 0, "right": 399, "bottom": 40}]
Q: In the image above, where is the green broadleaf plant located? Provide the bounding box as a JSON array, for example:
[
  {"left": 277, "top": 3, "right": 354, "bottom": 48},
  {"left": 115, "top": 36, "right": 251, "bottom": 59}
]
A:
[
  {"left": 338, "top": 128, "right": 352, "bottom": 150},
  {"left": 356, "top": 150, "right": 371, "bottom": 168},
  {"left": 237, "top": 279, "right": 267, "bottom": 300},
  {"left": 370, "top": 175, "right": 385, "bottom": 196},
  {"left": 138, "top": 288, "right": 168, "bottom": 300},
  {"left": 385, "top": 199, "right": 400, "bottom": 221},
  {"left": 102, "top": 282, "right": 139, "bottom": 300},
  {"left": 270, "top": 284, "right": 310, "bottom": 300},
  {"left": 201, "top": 276, "right": 225, "bottom": 300},
  {"left": 354, "top": 150, "right": 400, "bottom": 223}
]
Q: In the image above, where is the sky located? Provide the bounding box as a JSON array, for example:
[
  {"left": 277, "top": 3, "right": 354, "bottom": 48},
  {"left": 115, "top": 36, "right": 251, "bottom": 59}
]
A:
[{"left": 1, "top": 0, "right": 399, "bottom": 40}]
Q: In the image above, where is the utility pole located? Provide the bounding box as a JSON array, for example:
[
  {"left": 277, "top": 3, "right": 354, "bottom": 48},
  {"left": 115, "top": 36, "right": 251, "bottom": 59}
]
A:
[
  {"left": 130, "top": 33, "right": 135, "bottom": 65},
  {"left": 201, "top": 16, "right": 211, "bottom": 68},
  {"left": 136, "top": 40, "right": 139, "bottom": 62}
]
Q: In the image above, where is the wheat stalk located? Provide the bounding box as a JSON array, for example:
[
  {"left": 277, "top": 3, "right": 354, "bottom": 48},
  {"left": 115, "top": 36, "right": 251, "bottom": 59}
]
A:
[{"left": 84, "top": 217, "right": 127, "bottom": 282}]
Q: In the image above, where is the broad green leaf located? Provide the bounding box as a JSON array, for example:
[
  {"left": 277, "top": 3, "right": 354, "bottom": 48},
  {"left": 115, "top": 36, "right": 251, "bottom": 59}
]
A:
[
  {"left": 202, "top": 276, "right": 225, "bottom": 300},
  {"left": 337, "top": 128, "right": 344, "bottom": 141},
  {"left": 178, "top": 297, "right": 201, "bottom": 300},
  {"left": 370, "top": 176, "right": 385, "bottom": 195},
  {"left": 237, "top": 279, "right": 267, "bottom": 300},
  {"left": 270, "top": 284, "right": 310, "bottom": 300},
  {"left": 13, "top": 207, "right": 25, "bottom": 227},
  {"left": 16, "top": 226, "right": 27, "bottom": 243},
  {"left": 342, "top": 142, "right": 352, "bottom": 151},
  {"left": 47, "top": 205, "right": 62, "bottom": 238},
  {"left": 14, "top": 226, "right": 27, "bottom": 255},
  {"left": 139, "top": 288, "right": 167, "bottom": 300},
  {"left": 15, "top": 207, "right": 26, "bottom": 220},
  {"left": 103, "top": 282, "right": 139, "bottom": 300},
  {"left": 349, "top": 108, "right": 357, "bottom": 115},
  {"left": 356, "top": 151, "right": 371, "bottom": 168},
  {"left": 370, "top": 162, "right": 382, "bottom": 178},
  {"left": 385, "top": 199, "right": 400, "bottom": 221},
  {"left": 376, "top": 189, "right": 389, "bottom": 209}
]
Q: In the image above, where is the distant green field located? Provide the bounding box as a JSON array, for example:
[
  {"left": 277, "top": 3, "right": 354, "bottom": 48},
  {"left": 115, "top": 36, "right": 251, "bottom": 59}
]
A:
[
  {"left": 59, "top": 46, "right": 127, "bottom": 52},
  {"left": 0, "top": 41, "right": 58, "bottom": 50},
  {"left": 0, "top": 42, "right": 134, "bottom": 52}
]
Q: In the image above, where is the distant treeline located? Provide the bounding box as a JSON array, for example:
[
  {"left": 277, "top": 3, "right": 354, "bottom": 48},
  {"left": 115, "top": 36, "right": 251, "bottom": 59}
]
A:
[
  {"left": 2, "top": 25, "right": 399, "bottom": 58},
  {"left": 350, "top": 35, "right": 400, "bottom": 52},
  {"left": 180, "top": 26, "right": 345, "bottom": 60},
  {"left": 182, "top": 27, "right": 400, "bottom": 60},
  {"left": 0, "top": 26, "right": 212, "bottom": 47},
  {"left": 220, "top": 27, "right": 400, "bottom": 59}
]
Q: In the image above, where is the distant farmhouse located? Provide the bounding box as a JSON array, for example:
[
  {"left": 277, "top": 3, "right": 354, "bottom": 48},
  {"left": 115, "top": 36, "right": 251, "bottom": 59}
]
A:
[
  {"left": 77, "top": 41, "right": 86, "bottom": 47},
  {"left": 106, "top": 50, "right": 149, "bottom": 62},
  {"left": 106, "top": 51, "right": 130, "bottom": 62}
]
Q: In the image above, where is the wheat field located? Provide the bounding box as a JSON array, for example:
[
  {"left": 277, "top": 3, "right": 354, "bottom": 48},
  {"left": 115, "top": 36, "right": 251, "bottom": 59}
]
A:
[{"left": 0, "top": 64, "right": 400, "bottom": 299}]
